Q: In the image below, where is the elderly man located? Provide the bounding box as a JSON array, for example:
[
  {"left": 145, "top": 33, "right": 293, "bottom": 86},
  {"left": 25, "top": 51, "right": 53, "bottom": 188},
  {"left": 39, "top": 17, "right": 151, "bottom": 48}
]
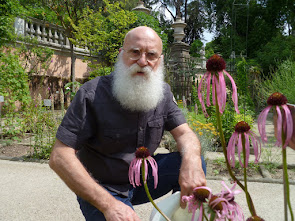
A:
[{"left": 49, "top": 26, "right": 206, "bottom": 221}]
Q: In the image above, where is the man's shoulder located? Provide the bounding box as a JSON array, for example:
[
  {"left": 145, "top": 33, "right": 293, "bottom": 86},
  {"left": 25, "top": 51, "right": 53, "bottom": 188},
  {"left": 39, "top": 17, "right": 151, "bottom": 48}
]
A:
[{"left": 81, "top": 74, "right": 112, "bottom": 92}]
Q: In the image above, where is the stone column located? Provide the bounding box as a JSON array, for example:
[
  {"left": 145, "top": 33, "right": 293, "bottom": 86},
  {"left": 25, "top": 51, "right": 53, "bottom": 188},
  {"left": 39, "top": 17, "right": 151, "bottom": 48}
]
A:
[
  {"left": 169, "top": 17, "right": 192, "bottom": 101},
  {"left": 132, "top": 1, "right": 151, "bottom": 14}
]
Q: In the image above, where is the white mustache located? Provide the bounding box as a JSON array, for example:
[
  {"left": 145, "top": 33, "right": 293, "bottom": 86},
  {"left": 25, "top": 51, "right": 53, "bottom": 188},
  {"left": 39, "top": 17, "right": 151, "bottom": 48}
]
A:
[{"left": 128, "top": 63, "right": 153, "bottom": 75}]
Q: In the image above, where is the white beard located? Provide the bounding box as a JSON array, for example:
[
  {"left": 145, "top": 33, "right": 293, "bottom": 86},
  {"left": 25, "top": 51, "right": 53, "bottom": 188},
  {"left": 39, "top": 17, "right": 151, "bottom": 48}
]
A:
[{"left": 112, "top": 54, "right": 165, "bottom": 112}]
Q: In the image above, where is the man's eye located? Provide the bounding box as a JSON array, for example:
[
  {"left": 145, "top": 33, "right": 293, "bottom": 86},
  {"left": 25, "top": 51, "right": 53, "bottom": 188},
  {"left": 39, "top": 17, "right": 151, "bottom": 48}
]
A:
[
  {"left": 131, "top": 50, "right": 141, "bottom": 56},
  {"left": 147, "top": 52, "right": 157, "bottom": 59}
]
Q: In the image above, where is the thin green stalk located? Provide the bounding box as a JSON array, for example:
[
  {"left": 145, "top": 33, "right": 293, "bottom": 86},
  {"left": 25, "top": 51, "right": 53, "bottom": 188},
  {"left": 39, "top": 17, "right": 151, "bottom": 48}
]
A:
[
  {"left": 214, "top": 85, "right": 256, "bottom": 216},
  {"left": 242, "top": 134, "right": 253, "bottom": 217},
  {"left": 209, "top": 211, "right": 216, "bottom": 221},
  {"left": 281, "top": 129, "right": 294, "bottom": 221},
  {"left": 141, "top": 159, "right": 171, "bottom": 221}
]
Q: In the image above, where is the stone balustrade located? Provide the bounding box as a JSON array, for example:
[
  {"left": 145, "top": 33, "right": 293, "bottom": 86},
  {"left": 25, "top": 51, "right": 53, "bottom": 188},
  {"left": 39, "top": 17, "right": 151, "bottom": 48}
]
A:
[{"left": 14, "top": 17, "right": 88, "bottom": 55}]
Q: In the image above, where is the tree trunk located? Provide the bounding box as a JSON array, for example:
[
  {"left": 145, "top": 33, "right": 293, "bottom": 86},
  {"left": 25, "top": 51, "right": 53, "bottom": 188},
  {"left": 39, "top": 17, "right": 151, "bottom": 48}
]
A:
[{"left": 70, "top": 41, "right": 76, "bottom": 93}]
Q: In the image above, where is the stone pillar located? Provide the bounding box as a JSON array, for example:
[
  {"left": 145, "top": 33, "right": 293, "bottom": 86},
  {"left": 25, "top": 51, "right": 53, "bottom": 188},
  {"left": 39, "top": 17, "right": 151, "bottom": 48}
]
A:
[
  {"left": 132, "top": 1, "right": 151, "bottom": 14},
  {"left": 169, "top": 17, "right": 192, "bottom": 101}
]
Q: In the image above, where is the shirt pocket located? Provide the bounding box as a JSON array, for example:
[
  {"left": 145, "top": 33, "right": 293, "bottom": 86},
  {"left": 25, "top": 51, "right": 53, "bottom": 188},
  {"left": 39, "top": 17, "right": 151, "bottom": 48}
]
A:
[
  {"left": 147, "top": 118, "right": 164, "bottom": 145},
  {"left": 100, "top": 128, "right": 132, "bottom": 155}
]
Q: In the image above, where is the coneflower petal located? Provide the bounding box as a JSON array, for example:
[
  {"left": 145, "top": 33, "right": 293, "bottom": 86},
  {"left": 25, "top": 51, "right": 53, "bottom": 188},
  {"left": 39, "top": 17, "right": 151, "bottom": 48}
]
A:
[
  {"left": 282, "top": 104, "right": 293, "bottom": 148},
  {"left": 275, "top": 106, "right": 283, "bottom": 147},
  {"left": 244, "top": 133, "right": 250, "bottom": 167},
  {"left": 218, "top": 71, "right": 227, "bottom": 113},
  {"left": 225, "top": 71, "right": 239, "bottom": 114},
  {"left": 206, "top": 73, "right": 211, "bottom": 106},
  {"left": 237, "top": 134, "right": 244, "bottom": 167},
  {"left": 258, "top": 106, "right": 272, "bottom": 143},
  {"left": 227, "top": 132, "right": 238, "bottom": 167}
]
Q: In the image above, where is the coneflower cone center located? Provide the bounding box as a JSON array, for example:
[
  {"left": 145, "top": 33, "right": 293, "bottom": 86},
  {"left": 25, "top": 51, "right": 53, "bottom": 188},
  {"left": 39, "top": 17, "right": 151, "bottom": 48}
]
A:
[
  {"left": 267, "top": 92, "right": 287, "bottom": 106},
  {"left": 235, "top": 121, "right": 250, "bottom": 133},
  {"left": 246, "top": 216, "right": 265, "bottom": 221},
  {"left": 193, "top": 188, "right": 210, "bottom": 202},
  {"left": 206, "top": 54, "right": 226, "bottom": 72},
  {"left": 135, "top": 146, "right": 150, "bottom": 158},
  {"left": 209, "top": 195, "right": 224, "bottom": 211}
]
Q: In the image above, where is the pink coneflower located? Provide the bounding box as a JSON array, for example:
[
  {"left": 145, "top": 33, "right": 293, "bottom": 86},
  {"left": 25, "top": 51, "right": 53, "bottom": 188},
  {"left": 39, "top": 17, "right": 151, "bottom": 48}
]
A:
[
  {"left": 128, "top": 147, "right": 158, "bottom": 188},
  {"left": 258, "top": 92, "right": 293, "bottom": 148},
  {"left": 198, "top": 54, "right": 239, "bottom": 117},
  {"left": 182, "top": 186, "right": 212, "bottom": 221},
  {"left": 208, "top": 194, "right": 230, "bottom": 220},
  {"left": 227, "top": 121, "right": 261, "bottom": 168},
  {"left": 219, "top": 181, "right": 244, "bottom": 220}
]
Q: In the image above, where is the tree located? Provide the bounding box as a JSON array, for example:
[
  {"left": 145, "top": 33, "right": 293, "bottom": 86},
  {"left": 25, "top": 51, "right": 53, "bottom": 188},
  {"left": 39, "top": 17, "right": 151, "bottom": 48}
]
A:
[
  {"left": 0, "top": 0, "right": 20, "bottom": 46},
  {"left": 147, "top": 0, "right": 207, "bottom": 44},
  {"left": 44, "top": 0, "right": 99, "bottom": 92},
  {"left": 202, "top": 0, "right": 294, "bottom": 74},
  {"left": 70, "top": 0, "right": 137, "bottom": 66},
  {"left": 189, "top": 39, "right": 203, "bottom": 58}
]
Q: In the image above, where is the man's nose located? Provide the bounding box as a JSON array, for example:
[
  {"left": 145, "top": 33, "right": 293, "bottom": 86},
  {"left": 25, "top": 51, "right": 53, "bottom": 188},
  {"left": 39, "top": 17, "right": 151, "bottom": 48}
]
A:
[{"left": 136, "top": 53, "right": 148, "bottom": 67}]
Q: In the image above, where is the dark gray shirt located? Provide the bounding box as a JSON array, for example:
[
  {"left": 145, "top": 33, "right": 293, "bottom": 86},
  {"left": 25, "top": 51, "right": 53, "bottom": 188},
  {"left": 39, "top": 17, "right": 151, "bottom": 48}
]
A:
[{"left": 56, "top": 73, "right": 186, "bottom": 195}]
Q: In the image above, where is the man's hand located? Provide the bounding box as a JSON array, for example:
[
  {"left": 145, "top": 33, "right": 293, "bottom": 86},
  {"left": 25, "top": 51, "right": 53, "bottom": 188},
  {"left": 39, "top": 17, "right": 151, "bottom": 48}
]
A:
[
  {"left": 103, "top": 200, "right": 141, "bottom": 221},
  {"left": 170, "top": 123, "right": 207, "bottom": 209},
  {"left": 179, "top": 155, "right": 206, "bottom": 208}
]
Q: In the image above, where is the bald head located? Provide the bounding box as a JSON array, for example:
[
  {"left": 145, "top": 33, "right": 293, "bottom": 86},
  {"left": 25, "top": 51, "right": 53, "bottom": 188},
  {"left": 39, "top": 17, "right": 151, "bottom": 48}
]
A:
[
  {"left": 123, "top": 26, "right": 163, "bottom": 52},
  {"left": 121, "top": 26, "right": 163, "bottom": 70}
]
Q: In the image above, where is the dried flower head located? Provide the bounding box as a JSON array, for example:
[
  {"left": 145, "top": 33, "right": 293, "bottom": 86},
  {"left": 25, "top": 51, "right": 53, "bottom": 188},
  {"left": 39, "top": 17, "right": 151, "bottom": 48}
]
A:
[
  {"left": 135, "top": 146, "right": 150, "bottom": 158},
  {"left": 267, "top": 92, "right": 287, "bottom": 106},
  {"left": 235, "top": 121, "right": 251, "bottom": 133},
  {"left": 206, "top": 54, "right": 226, "bottom": 72}
]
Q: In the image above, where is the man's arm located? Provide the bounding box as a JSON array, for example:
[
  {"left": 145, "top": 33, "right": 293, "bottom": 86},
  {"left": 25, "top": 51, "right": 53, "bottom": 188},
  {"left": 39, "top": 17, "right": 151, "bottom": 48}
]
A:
[
  {"left": 170, "top": 123, "right": 207, "bottom": 208},
  {"left": 49, "top": 139, "right": 140, "bottom": 221}
]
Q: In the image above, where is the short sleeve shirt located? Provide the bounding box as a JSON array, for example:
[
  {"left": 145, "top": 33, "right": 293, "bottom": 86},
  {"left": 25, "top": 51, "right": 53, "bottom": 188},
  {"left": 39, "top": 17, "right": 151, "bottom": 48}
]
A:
[{"left": 56, "top": 73, "right": 186, "bottom": 196}]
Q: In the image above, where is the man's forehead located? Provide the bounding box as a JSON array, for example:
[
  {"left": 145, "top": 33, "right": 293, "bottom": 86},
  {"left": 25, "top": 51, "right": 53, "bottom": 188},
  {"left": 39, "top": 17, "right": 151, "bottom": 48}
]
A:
[{"left": 123, "top": 28, "right": 162, "bottom": 51}]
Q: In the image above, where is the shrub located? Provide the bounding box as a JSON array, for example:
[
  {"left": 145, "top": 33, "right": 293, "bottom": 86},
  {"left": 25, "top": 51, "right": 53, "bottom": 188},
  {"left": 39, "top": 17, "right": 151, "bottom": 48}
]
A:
[
  {"left": 207, "top": 104, "right": 255, "bottom": 146},
  {"left": 259, "top": 58, "right": 295, "bottom": 104}
]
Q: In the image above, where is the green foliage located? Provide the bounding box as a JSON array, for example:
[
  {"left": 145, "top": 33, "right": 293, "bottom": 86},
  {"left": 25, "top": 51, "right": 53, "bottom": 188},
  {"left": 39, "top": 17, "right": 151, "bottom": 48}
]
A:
[
  {"left": 88, "top": 65, "right": 113, "bottom": 80},
  {"left": 190, "top": 39, "right": 203, "bottom": 58},
  {"left": 1, "top": 98, "right": 61, "bottom": 159},
  {"left": 0, "top": 37, "right": 53, "bottom": 113},
  {"left": 207, "top": 104, "right": 255, "bottom": 145},
  {"left": 19, "top": 2, "right": 60, "bottom": 25},
  {"left": 64, "top": 81, "right": 82, "bottom": 100},
  {"left": 234, "top": 58, "right": 255, "bottom": 111},
  {"left": 71, "top": 0, "right": 137, "bottom": 66},
  {"left": 0, "top": 47, "right": 31, "bottom": 112},
  {"left": 0, "top": 0, "right": 20, "bottom": 46},
  {"left": 204, "top": 41, "right": 215, "bottom": 59},
  {"left": 259, "top": 58, "right": 295, "bottom": 104},
  {"left": 256, "top": 35, "right": 295, "bottom": 75},
  {"left": 131, "top": 11, "right": 168, "bottom": 51}
]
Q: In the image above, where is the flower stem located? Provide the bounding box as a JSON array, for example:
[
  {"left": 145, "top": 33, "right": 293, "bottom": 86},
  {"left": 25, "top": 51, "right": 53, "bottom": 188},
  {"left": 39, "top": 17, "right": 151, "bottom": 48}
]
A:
[
  {"left": 141, "top": 159, "right": 171, "bottom": 221},
  {"left": 214, "top": 87, "right": 256, "bottom": 216},
  {"left": 281, "top": 129, "right": 294, "bottom": 221},
  {"left": 242, "top": 134, "right": 253, "bottom": 217}
]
